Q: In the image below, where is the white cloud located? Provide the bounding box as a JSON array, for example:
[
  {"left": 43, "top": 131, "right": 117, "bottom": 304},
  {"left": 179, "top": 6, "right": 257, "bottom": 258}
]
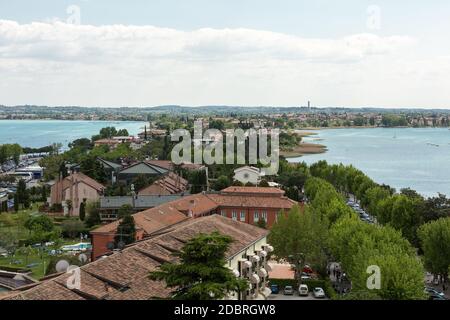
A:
[{"left": 0, "top": 19, "right": 448, "bottom": 108}]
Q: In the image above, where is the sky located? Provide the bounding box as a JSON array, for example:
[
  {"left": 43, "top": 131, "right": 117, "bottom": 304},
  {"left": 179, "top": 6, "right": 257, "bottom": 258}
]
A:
[{"left": 0, "top": 0, "right": 450, "bottom": 108}]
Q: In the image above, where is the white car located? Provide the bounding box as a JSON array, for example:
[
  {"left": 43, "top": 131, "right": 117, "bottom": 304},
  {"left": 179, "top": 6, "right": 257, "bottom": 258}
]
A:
[
  {"left": 313, "top": 287, "right": 326, "bottom": 298},
  {"left": 298, "top": 284, "right": 309, "bottom": 296}
]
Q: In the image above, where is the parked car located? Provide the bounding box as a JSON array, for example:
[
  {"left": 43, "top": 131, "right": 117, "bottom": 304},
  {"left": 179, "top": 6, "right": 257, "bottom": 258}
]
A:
[
  {"left": 300, "top": 272, "right": 312, "bottom": 281},
  {"left": 302, "top": 265, "right": 313, "bottom": 273},
  {"left": 270, "top": 284, "right": 279, "bottom": 294},
  {"left": 424, "top": 287, "right": 445, "bottom": 297},
  {"left": 283, "top": 286, "right": 294, "bottom": 295},
  {"left": 298, "top": 284, "right": 309, "bottom": 296},
  {"left": 313, "top": 287, "right": 326, "bottom": 298}
]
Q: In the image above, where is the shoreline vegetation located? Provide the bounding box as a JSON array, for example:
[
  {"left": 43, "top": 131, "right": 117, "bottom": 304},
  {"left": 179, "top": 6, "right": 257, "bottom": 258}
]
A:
[{"left": 281, "top": 130, "right": 327, "bottom": 158}]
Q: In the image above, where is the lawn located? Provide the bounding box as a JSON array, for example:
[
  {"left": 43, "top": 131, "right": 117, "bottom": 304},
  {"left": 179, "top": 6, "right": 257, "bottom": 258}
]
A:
[{"left": 0, "top": 203, "right": 87, "bottom": 280}]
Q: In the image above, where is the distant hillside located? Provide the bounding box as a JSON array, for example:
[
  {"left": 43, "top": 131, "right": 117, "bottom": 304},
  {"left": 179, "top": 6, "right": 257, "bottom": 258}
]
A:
[{"left": 1, "top": 105, "right": 450, "bottom": 118}]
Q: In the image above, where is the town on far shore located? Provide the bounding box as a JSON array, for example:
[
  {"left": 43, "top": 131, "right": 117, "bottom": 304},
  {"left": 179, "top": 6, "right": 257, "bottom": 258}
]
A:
[{"left": 0, "top": 108, "right": 449, "bottom": 301}]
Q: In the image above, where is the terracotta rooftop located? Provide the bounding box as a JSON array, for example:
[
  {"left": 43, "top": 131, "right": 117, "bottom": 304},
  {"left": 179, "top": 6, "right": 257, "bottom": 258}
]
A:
[
  {"left": 138, "top": 172, "right": 188, "bottom": 195},
  {"left": 206, "top": 193, "right": 295, "bottom": 209},
  {"left": 145, "top": 160, "right": 203, "bottom": 171},
  {"left": 3, "top": 215, "right": 269, "bottom": 300},
  {"left": 61, "top": 172, "right": 104, "bottom": 192},
  {"left": 91, "top": 204, "right": 188, "bottom": 235},
  {"left": 169, "top": 194, "right": 219, "bottom": 217},
  {"left": 221, "top": 187, "right": 285, "bottom": 196}
]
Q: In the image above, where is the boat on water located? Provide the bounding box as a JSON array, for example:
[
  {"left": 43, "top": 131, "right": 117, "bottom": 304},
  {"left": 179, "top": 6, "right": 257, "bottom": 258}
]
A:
[{"left": 427, "top": 143, "right": 440, "bottom": 147}]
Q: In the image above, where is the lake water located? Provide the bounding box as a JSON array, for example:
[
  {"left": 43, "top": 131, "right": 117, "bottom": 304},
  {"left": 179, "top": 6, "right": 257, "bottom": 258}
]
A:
[
  {"left": 0, "top": 120, "right": 146, "bottom": 149},
  {"left": 289, "top": 128, "right": 450, "bottom": 197}
]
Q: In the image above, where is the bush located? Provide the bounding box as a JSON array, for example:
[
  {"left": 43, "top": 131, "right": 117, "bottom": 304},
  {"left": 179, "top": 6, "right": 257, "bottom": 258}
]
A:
[
  {"left": 268, "top": 278, "right": 298, "bottom": 289},
  {"left": 45, "top": 255, "right": 85, "bottom": 276},
  {"left": 61, "top": 220, "right": 87, "bottom": 238},
  {"left": 302, "top": 279, "right": 337, "bottom": 299}
]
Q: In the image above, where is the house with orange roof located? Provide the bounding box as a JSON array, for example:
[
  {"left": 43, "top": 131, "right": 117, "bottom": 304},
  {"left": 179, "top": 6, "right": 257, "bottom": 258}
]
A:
[{"left": 90, "top": 187, "right": 297, "bottom": 259}]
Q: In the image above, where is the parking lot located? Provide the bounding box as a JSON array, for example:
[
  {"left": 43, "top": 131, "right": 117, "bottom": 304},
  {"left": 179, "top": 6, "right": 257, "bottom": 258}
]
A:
[{"left": 268, "top": 293, "right": 328, "bottom": 300}]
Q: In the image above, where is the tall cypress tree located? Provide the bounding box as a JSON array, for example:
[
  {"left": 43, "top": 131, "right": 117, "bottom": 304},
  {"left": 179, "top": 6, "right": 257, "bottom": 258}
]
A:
[{"left": 114, "top": 214, "right": 136, "bottom": 247}]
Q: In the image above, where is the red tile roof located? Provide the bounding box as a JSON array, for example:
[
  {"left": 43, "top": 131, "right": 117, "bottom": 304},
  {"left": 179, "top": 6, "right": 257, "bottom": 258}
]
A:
[
  {"left": 61, "top": 172, "right": 104, "bottom": 192},
  {"left": 91, "top": 203, "right": 188, "bottom": 235},
  {"left": 206, "top": 194, "right": 295, "bottom": 209},
  {"left": 169, "top": 194, "right": 219, "bottom": 217},
  {"left": 3, "top": 215, "right": 269, "bottom": 300},
  {"left": 138, "top": 172, "right": 188, "bottom": 195},
  {"left": 221, "top": 186, "right": 285, "bottom": 196},
  {"left": 145, "top": 160, "right": 203, "bottom": 171}
]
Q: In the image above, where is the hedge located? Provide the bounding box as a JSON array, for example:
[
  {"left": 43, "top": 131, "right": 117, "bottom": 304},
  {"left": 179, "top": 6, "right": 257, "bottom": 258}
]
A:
[
  {"left": 302, "top": 279, "right": 337, "bottom": 299},
  {"left": 0, "top": 265, "right": 32, "bottom": 273},
  {"left": 268, "top": 278, "right": 298, "bottom": 289}
]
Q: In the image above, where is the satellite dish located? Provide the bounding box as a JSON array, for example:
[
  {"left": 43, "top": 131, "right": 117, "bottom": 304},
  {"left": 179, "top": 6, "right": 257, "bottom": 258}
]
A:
[
  {"left": 107, "top": 242, "right": 115, "bottom": 250},
  {"left": 55, "top": 260, "right": 70, "bottom": 273},
  {"left": 78, "top": 253, "right": 88, "bottom": 264}
]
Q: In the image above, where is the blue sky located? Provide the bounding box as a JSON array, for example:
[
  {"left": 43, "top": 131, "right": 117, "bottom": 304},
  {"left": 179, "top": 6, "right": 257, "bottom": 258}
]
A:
[
  {"left": 0, "top": 1, "right": 449, "bottom": 108},
  {"left": 3, "top": 0, "right": 450, "bottom": 37}
]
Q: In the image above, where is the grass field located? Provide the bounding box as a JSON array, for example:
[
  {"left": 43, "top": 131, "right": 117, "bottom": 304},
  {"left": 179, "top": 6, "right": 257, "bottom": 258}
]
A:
[{"left": 0, "top": 203, "right": 86, "bottom": 280}]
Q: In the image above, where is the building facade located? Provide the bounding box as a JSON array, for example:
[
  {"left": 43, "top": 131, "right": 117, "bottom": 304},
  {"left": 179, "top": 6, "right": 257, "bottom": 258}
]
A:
[
  {"left": 50, "top": 172, "right": 105, "bottom": 216},
  {"left": 91, "top": 187, "right": 296, "bottom": 259},
  {"left": 3, "top": 215, "right": 273, "bottom": 301}
]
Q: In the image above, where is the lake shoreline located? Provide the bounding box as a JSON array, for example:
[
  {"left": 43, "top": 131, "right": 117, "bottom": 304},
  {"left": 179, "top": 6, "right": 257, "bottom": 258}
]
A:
[{"left": 287, "top": 127, "right": 450, "bottom": 197}]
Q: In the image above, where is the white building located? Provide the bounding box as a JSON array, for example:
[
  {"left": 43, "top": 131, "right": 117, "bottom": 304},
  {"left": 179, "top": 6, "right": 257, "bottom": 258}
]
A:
[{"left": 233, "top": 166, "right": 264, "bottom": 185}]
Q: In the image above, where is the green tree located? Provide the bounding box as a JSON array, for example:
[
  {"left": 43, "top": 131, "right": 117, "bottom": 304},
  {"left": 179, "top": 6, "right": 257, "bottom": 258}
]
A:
[
  {"left": 24, "top": 215, "right": 59, "bottom": 244},
  {"left": 39, "top": 154, "right": 65, "bottom": 181},
  {"left": 114, "top": 213, "right": 136, "bottom": 247},
  {"left": 16, "top": 179, "right": 30, "bottom": 209},
  {"left": 80, "top": 156, "right": 107, "bottom": 183},
  {"left": 24, "top": 215, "right": 54, "bottom": 233},
  {"left": 329, "top": 217, "right": 426, "bottom": 300},
  {"left": 212, "top": 175, "right": 231, "bottom": 191},
  {"left": 418, "top": 218, "right": 450, "bottom": 280},
  {"left": 61, "top": 220, "right": 86, "bottom": 239},
  {"left": 269, "top": 205, "right": 329, "bottom": 276},
  {"left": 258, "top": 179, "right": 270, "bottom": 187},
  {"left": 0, "top": 145, "right": 7, "bottom": 165},
  {"left": 79, "top": 201, "right": 86, "bottom": 221},
  {"left": 41, "top": 185, "right": 48, "bottom": 202},
  {"left": 13, "top": 193, "right": 19, "bottom": 212},
  {"left": 117, "top": 204, "right": 133, "bottom": 219},
  {"left": 8, "top": 144, "right": 22, "bottom": 165},
  {"left": 149, "top": 232, "right": 248, "bottom": 300},
  {"left": 85, "top": 201, "right": 101, "bottom": 228},
  {"left": 68, "top": 138, "right": 93, "bottom": 151}
]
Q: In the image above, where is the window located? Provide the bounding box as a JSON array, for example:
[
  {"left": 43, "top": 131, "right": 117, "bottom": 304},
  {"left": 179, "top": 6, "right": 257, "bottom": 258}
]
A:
[
  {"left": 240, "top": 211, "right": 246, "bottom": 222},
  {"left": 254, "top": 211, "right": 259, "bottom": 222},
  {"left": 262, "top": 211, "right": 267, "bottom": 222},
  {"left": 221, "top": 209, "right": 226, "bottom": 217},
  {"left": 232, "top": 211, "right": 237, "bottom": 220}
]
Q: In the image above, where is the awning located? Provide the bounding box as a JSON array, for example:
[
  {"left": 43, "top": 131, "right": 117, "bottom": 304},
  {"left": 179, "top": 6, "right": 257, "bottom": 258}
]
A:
[
  {"left": 258, "top": 250, "right": 268, "bottom": 258},
  {"left": 250, "top": 255, "right": 260, "bottom": 263},
  {"left": 243, "top": 260, "right": 252, "bottom": 268},
  {"left": 265, "top": 245, "right": 274, "bottom": 253}
]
